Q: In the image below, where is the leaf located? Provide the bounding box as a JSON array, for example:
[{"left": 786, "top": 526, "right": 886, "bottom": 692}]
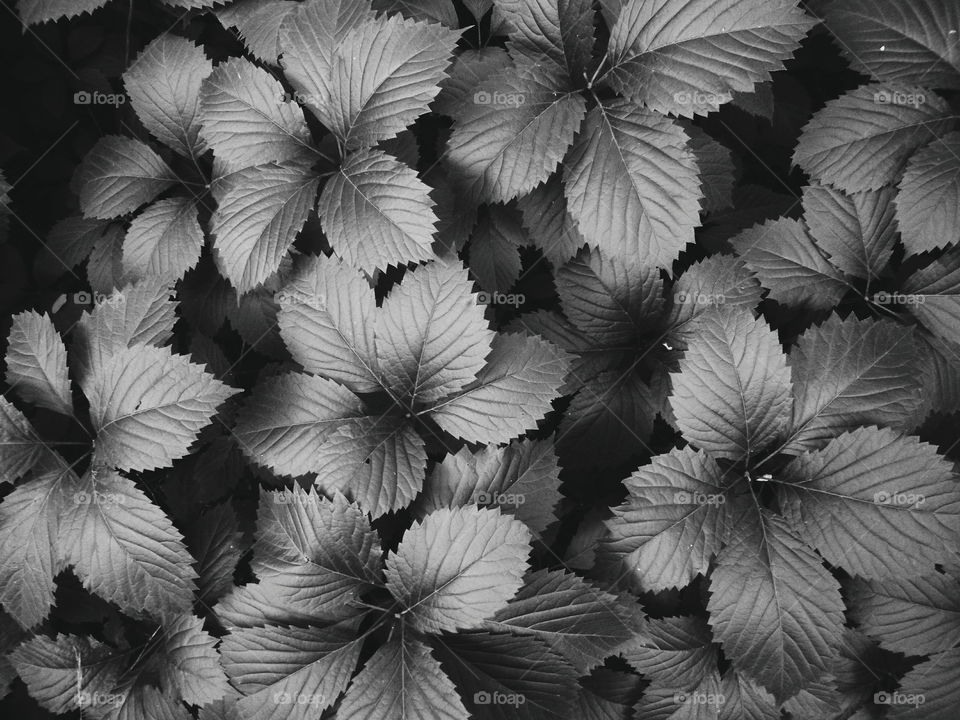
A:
[
  {"left": 72, "top": 136, "right": 177, "bottom": 220},
  {"left": 468, "top": 204, "right": 525, "bottom": 293},
  {"left": 318, "top": 148, "right": 437, "bottom": 273},
  {"left": 778, "top": 427, "right": 960, "bottom": 578},
  {"left": 497, "top": 0, "right": 595, "bottom": 78},
  {"left": 896, "top": 131, "right": 960, "bottom": 255},
  {"left": 563, "top": 100, "right": 702, "bottom": 268},
  {"left": 313, "top": 415, "right": 428, "bottom": 518},
  {"left": 17, "top": 0, "right": 111, "bottom": 25},
  {"left": 848, "top": 574, "right": 960, "bottom": 656},
  {"left": 123, "top": 196, "right": 204, "bottom": 283},
  {"left": 158, "top": 613, "right": 231, "bottom": 706},
  {"left": 87, "top": 224, "right": 127, "bottom": 294},
  {"left": 312, "top": 14, "right": 459, "bottom": 150},
  {"left": 0, "top": 463, "right": 71, "bottom": 627},
  {"left": 5, "top": 310, "right": 72, "bottom": 415},
  {"left": 210, "top": 161, "right": 319, "bottom": 292},
  {"left": 824, "top": 0, "right": 960, "bottom": 90},
  {"left": 0, "top": 397, "right": 46, "bottom": 484},
  {"left": 123, "top": 34, "right": 213, "bottom": 158},
  {"left": 620, "top": 615, "right": 716, "bottom": 688},
  {"left": 434, "top": 48, "right": 512, "bottom": 119},
  {"left": 887, "top": 648, "right": 960, "bottom": 720},
  {"left": 218, "top": 0, "right": 299, "bottom": 64},
  {"left": 337, "top": 637, "right": 469, "bottom": 720},
  {"left": 430, "top": 332, "right": 571, "bottom": 444},
  {"left": 801, "top": 183, "right": 898, "bottom": 280},
  {"left": 783, "top": 315, "right": 921, "bottom": 453},
  {"left": 669, "top": 308, "right": 792, "bottom": 460},
  {"left": 445, "top": 62, "right": 587, "bottom": 203},
  {"left": 186, "top": 503, "right": 244, "bottom": 604},
  {"left": 792, "top": 84, "right": 955, "bottom": 192},
  {"left": 728, "top": 217, "right": 849, "bottom": 310},
  {"left": 232, "top": 371, "right": 364, "bottom": 477},
  {"left": 220, "top": 620, "right": 363, "bottom": 719},
  {"left": 199, "top": 57, "right": 314, "bottom": 171},
  {"left": 41, "top": 215, "right": 108, "bottom": 277},
  {"left": 607, "top": 447, "right": 744, "bottom": 591},
  {"left": 59, "top": 469, "right": 198, "bottom": 619},
  {"left": 384, "top": 506, "right": 532, "bottom": 633},
  {"left": 684, "top": 123, "right": 735, "bottom": 212},
  {"left": 86, "top": 344, "right": 237, "bottom": 472},
  {"left": 707, "top": 511, "right": 845, "bottom": 702},
  {"left": 375, "top": 261, "right": 494, "bottom": 404},
  {"left": 372, "top": 0, "right": 458, "bottom": 28},
  {"left": 902, "top": 249, "right": 960, "bottom": 341},
  {"left": 516, "top": 176, "right": 587, "bottom": 267},
  {"left": 718, "top": 669, "right": 779, "bottom": 720},
  {"left": 486, "top": 569, "right": 644, "bottom": 671},
  {"left": 419, "top": 439, "right": 562, "bottom": 534},
  {"left": 605, "top": 0, "right": 814, "bottom": 117}
]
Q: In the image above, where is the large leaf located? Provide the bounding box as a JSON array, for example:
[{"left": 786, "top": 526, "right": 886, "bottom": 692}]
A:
[
  {"left": 605, "top": 0, "right": 814, "bottom": 117},
  {"left": 58, "top": 469, "right": 198, "bottom": 619},
  {"left": 728, "top": 217, "right": 848, "bottom": 310},
  {"left": 824, "top": 0, "right": 960, "bottom": 90},
  {"left": 669, "top": 308, "right": 792, "bottom": 460},
  {"left": 318, "top": 148, "right": 437, "bottom": 273},
  {"left": 896, "top": 131, "right": 960, "bottom": 255},
  {"left": 123, "top": 196, "right": 204, "bottom": 284},
  {"left": 336, "top": 637, "right": 469, "bottom": 720},
  {"left": 384, "top": 506, "right": 532, "bottom": 633},
  {"left": 497, "top": 0, "right": 595, "bottom": 78},
  {"left": 375, "top": 261, "right": 494, "bottom": 404},
  {"left": 902, "top": 248, "right": 960, "bottom": 341},
  {"left": 783, "top": 315, "right": 920, "bottom": 453},
  {"left": 607, "top": 447, "right": 745, "bottom": 591},
  {"left": 210, "top": 160, "right": 319, "bottom": 292},
  {"left": 123, "top": 34, "right": 213, "bottom": 158},
  {"left": 72, "top": 136, "right": 177, "bottom": 219},
  {"left": 563, "top": 100, "right": 702, "bottom": 268},
  {"left": 5, "top": 310, "right": 72, "bottom": 415},
  {"left": 429, "top": 332, "right": 570, "bottom": 444},
  {"left": 707, "top": 511, "right": 845, "bottom": 702},
  {"left": 792, "top": 84, "right": 955, "bottom": 192},
  {"left": 0, "top": 397, "right": 46, "bottom": 484},
  {"left": 445, "top": 62, "right": 587, "bottom": 203},
  {"left": 86, "top": 344, "right": 237, "bottom": 472},
  {"left": 778, "top": 427, "right": 960, "bottom": 578}
]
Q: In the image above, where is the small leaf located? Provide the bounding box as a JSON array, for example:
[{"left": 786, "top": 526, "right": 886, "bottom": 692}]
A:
[
  {"left": 5, "top": 310, "right": 72, "bottom": 415},
  {"left": 0, "top": 397, "right": 46, "bottom": 484},
  {"left": 123, "top": 196, "right": 204, "bottom": 283},
  {"left": 516, "top": 176, "right": 586, "bottom": 267},
  {"left": 468, "top": 204, "right": 525, "bottom": 293},
  {"left": 158, "top": 613, "right": 231, "bottom": 706},
  {"left": 218, "top": 0, "right": 299, "bottom": 64},
  {"left": 902, "top": 248, "right": 960, "bottom": 342},
  {"left": 896, "top": 131, "right": 960, "bottom": 255},
  {"left": 434, "top": 48, "right": 512, "bottom": 119},
  {"left": 620, "top": 615, "right": 716, "bottom": 687},
  {"left": 887, "top": 648, "right": 960, "bottom": 720}
]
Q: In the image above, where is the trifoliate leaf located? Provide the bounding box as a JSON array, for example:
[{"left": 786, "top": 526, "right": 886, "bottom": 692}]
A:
[
  {"left": 434, "top": 48, "right": 512, "bottom": 119},
  {"left": 218, "top": 0, "right": 299, "bottom": 64},
  {"left": 563, "top": 100, "right": 702, "bottom": 268},
  {"left": 605, "top": 0, "right": 814, "bottom": 117},
  {"left": 516, "top": 176, "right": 587, "bottom": 267},
  {"left": 902, "top": 248, "right": 960, "bottom": 341},
  {"left": 220, "top": 620, "right": 363, "bottom": 720},
  {"left": 0, "top": 462, "right": 71, "bottom": 627},
  {"left": 318, "top": 148, "right": 437, "bottom": 273},
  {"left": 314, "top": 415, "right": 427, "bottom": 518},
  {"left": 123, "top": 35, "right": 212, "bottom": 159},
  {"left": 778, "top": 427, "right": 960, "bottom": 578},
  {"left": 497, "top": 0, "right": 595, "bottom": 78},
  {"left": 123, "top": 196, "right": 203, "bottom": 284},
  {"left": 486, "top": 569, "right": 644, "bottom": 671},
  {"left": 73, "top": 136, "right": 177, "bottom": 220},
  {"left": 430, "top": 332, "right": 571, "bottom": 444},
  {"left": 337, "top": 637, "right": 469, "bottom": 720},
  {"left": 707, "top": 511, "right": 845, "bottom": 701},
  {"left": 445, "top": 62, "right": 587, "bottom": 203},
  {"left": 232, "top": 371, "right": 364, "bottom": 477},
  {"left": 158, "top": 613, "right": 231, "bottom": 706},
  {"left": 199, "top": 57, "right": 313, "bottom": 171},
  {"left": 824, "top": 0, "right": 960, "bottom": 90},
  {"left": 17, "top": 0, "right": 111, "bottom": 24},
  {"left": 375, "top": 261, "right": 494, "bottom": 404},
  {"left": 607, "top": 447, "right": 743, "bottom": 591},
  {"left": 792, "top": 84, "right": 955, "bottom": 192},
  {"left": 384, "top": 506, "right": 532, "bottom": 633},
  {"left": 0, "top": 397, "right": 45, "bottom": 485},
  {"left": 619, "top": 615, "right": 716, "bottom": 688},
  {"left": 847, "top": 574, "right": 960, "bottom": 656},
  {"left": 802, "top": 183, "right": 898, "bottom": 280},
  {"left": 372, "top": 0, "right": 458, "bottom": 28},
  {"left": 58, "top": 469, "right": 198, "bottom": 619},
  {"left": 896, "top": 132, "right": 960, "bottom": 255},
  {"left": 210, "top": 161, "right": 319, "bottom": 292},
  {"left": 5, "top": 310, "right": 72, "bottom": 415},
  {"left": 86, "top": 344, "right": 237, "bottom": 472},
  {"left": 728, "top": 217, "right": 848, "bottom": 310},
  {"left": 669, "top": 308, "right": 792, "bottom": 460},
  {"left": 783, "top": 315, "right": 920, "bottom": 453},
  {"left": 316, "top": 14, "right": 460, "bottom": 150}
]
